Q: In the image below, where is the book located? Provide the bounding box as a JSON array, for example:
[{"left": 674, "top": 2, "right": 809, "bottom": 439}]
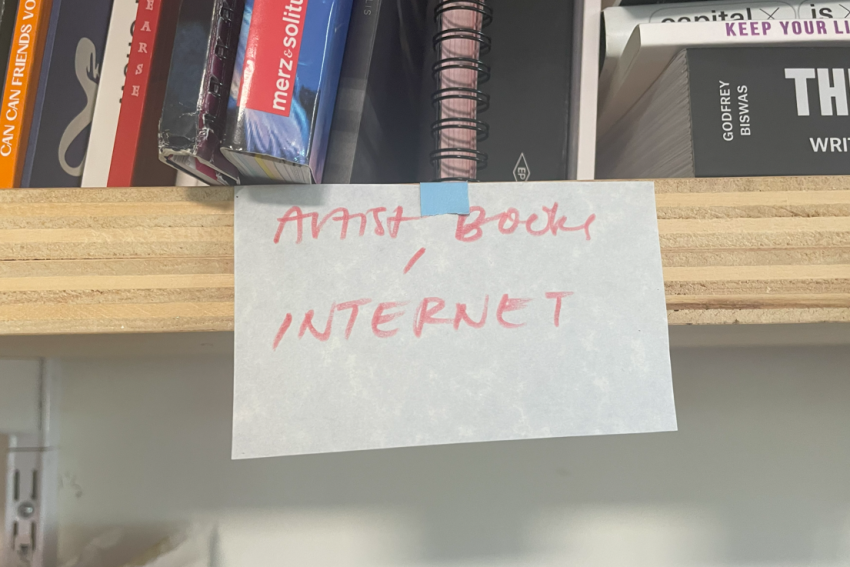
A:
[
  {"left": 570, "top": 0, "right": 601, "bottom": 180},
  {"left": 0, "top": 0, "right": 52, "bottom": 188},
  {"left": 158, "top": 0, "right": 244, "bottom": 186},
  {"left": 221, "top": 0, "right": 354, "bottom": 184},
  {"left": 597, "top": 46, "right": 850, "bottom": 178},
  {"left": 600, "top": 0, "right": 813, "bottom": 107},
  {"left": 428, "top": 0, "right": 487, "bottom": 182},
  {"left": 175, "top": 168, "right": 207, "bottom": 186},
  {"left": 80, "top": 0, "right": 138, "bottom": 187},
  {"left": 0, "top": 0, "right": 19, "bottom": 85},
  {"left": 418, "top": 0, "right": 584, "bottom": 183},
  {"left": 19, "top": 0, "right": 114, "bottom": 187},
  {"left": 107, "top": 0, "right": 178, "bottom": 187},
  {"left": 597, "top": 21, "right": 850, "bottom": 138},
  {"left": 322, "top": 0, "right": 429, "bottom": 184},
  {"left": 476, "top": 0, "right": 576, "bottom": 182}
]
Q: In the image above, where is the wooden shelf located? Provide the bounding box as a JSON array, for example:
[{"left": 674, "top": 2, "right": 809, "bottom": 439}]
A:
[{"left": 1, "top": 177, "right": 848, "bottom": 335}]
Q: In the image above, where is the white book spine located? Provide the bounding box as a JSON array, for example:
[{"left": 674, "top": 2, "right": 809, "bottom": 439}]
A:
[
  {"left": 175, "top": 170, "right": 207, "bottom": 187},
  {"left": 570, "top": 0, "right": 601, "bottom": 180},
  {"left": 600, "top": 0, "right": 829, "bottom": 104},
  {"left": 598, "top": 20, "right": 850, "bottom": 136},
  {"left": 80, "top": 0, "right": 138, "bottom": 188}
]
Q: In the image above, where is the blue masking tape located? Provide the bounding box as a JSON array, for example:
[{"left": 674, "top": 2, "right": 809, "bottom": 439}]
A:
[{"left": 419, "top": 182, "right": 470, "bottom": 217}]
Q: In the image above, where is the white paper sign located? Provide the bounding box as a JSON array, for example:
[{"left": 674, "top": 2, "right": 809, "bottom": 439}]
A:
[{"left": 233, "top": 182, "right": 676, "bottom": 459}]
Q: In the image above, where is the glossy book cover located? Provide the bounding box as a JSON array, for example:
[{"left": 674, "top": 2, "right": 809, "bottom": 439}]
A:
[
  {"left": 20, "top": 0, "right": 113, "bottom": 187},
  {"left": 159, "top": 0, "right": 244, "bottom": 186},
  {"left": 221, "top": 0, "right": 353, "bottom": 183}
]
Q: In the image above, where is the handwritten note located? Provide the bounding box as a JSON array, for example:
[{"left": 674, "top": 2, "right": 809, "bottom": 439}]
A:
[{"left": 233, "top": 182, "right": 676, "bottom": 459}]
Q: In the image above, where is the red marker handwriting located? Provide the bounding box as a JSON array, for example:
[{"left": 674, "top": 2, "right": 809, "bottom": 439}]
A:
[
  {"left": 545, "top": 292, "right": 574, "bottom": 327},
  {"left": 272, "top": 313, "right": 293, "bottom": 350},
  {"left": 299, "top": 302, "right": 336, "bottom": 341},
  {"left": 414, "top": 297, "right": 452, "bottom": 337},
  {"left": 271, "top": 291, "right": 573, "bottom": 349},
  {"left": 454, "top": 295, "right": 488, "bottom": 329},
  {"left": 272, "top": 203, "right": 595, "bottom": 244},
  {"left": 496, "top": 294, "right": 532, "bottom": 329},
  {"left": 456, "top": 205, "right": 596, "bottom": 243},
  {"left": 371, "top": 301, "right": 408, "bottom": 338},
  {"left": 274, "top": 206, "right": 417, "bottom": 244},
  {"left": 337, "top": 299, "right": 371, "bottom": 339},
  {"left": 404, "top": 248, "right": 426, "bottom": 274}
]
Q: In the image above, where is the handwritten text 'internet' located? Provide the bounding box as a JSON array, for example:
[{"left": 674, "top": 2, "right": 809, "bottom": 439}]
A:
[{"left": 272, "top": 293, "right": 575, "bottom": 350}]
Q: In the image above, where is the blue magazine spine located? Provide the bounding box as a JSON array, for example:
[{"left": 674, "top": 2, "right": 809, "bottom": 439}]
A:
[{"left": 221, "top": 0, "right": 352, "bottom": 183}]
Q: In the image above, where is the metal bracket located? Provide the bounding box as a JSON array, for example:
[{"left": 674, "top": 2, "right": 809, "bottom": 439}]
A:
[
  {"left": 3, "top": 435, "right": 54, "bottom": 567},
  {"left": 1, "top": 360, "right": 59, "bottom": 567}
]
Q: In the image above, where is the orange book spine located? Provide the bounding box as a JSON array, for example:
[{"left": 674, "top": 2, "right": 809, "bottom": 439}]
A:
[{"left": 0, "top": 0, "right": 53, "bottom": 188}]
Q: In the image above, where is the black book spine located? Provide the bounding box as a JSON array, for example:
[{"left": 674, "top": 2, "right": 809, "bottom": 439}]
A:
[
  {"left": 476, "top": 0, "right": 573, "bottom": 183},
  {"left": 326, "top": 0, "right": 429, "bottom": 184},
  {"left": 159, "top": 0, "right": 244, "bottom": 185},
  {"left": 322, "top": 0, "right": 382, "bottom": 184}
]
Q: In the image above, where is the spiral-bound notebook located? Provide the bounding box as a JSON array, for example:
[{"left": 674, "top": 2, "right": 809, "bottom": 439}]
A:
[
  {"left": 424, "top": 0, "right": 575, "bottom": 183},
  {"left": 323, "top": 0, "right": 580, "bottom": 185}
]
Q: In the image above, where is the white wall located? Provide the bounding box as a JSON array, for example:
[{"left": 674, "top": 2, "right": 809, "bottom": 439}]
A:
[
  {"left": 54, "top": 345, "right": 850, "bottom": 567},
  {"left": 0, "top": 434, "right": 6, "bottom": 557},
  {"left": 0, "top": 359, "right": 41, "bottom": 434}
]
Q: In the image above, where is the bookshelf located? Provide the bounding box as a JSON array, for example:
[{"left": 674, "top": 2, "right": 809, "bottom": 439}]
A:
[{"left": 0, "top": 177, "right": 848, "bottom": 335}]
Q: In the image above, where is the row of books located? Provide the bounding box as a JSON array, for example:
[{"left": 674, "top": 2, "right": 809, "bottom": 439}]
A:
[
  {"left": 0, "top": 0, "right": 173, "bottom": 188},
  {"left": 5, "top": 0, "right": 847, "bottom": 187},
  {"left": 0, "top": 0, "right": 598, "bottom": 188},
  {"left": 596, "top": 0, "right": 850, "bottom": 179}
]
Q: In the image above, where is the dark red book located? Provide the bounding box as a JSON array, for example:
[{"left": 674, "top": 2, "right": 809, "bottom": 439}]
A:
[{"left": 107, "top": 0, "right": 179, "bottom": 187}]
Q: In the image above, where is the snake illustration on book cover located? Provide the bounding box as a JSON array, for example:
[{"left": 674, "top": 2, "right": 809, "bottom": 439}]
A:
[{"left": 58, "top": 37, "right": 99, "bottom": 177}]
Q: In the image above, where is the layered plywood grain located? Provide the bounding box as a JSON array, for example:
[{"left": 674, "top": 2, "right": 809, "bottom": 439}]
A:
[
  {"left": 0, "top": 178, "right": 848, "bottom": 334},
  {"left": 0, "top": 188, "right": 234, "bottom": 334},
  {"left": 656, "top": 177, "right": 850, "bottom": 324}
]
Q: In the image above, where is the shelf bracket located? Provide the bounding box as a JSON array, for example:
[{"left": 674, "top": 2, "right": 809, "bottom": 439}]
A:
[
  {"left": 3, "top": 435, "right": 55, "bottom": 567},
  {"left": 1, "top": 361, "right": 59, "bottom": 567}
]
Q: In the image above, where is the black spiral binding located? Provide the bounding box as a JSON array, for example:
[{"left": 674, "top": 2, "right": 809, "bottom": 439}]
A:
[{"left": 430, "top": 0, "right": 492, "bottom": 182}]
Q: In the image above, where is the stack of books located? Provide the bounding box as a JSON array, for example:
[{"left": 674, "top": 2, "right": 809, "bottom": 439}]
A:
[
  {"left": 596, "top": 0, "right": 850, "bottom": 179},
  {"left": 14, "top": 0, "right": 844, "bottom": 186},
  {"left": 0, "top": 0, "right": 599, "bottom": 188}
]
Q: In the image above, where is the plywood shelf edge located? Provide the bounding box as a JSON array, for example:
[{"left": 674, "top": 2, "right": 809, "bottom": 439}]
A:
[{"left": 1, "top": 177, "right": 848, "bottom": 335}]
